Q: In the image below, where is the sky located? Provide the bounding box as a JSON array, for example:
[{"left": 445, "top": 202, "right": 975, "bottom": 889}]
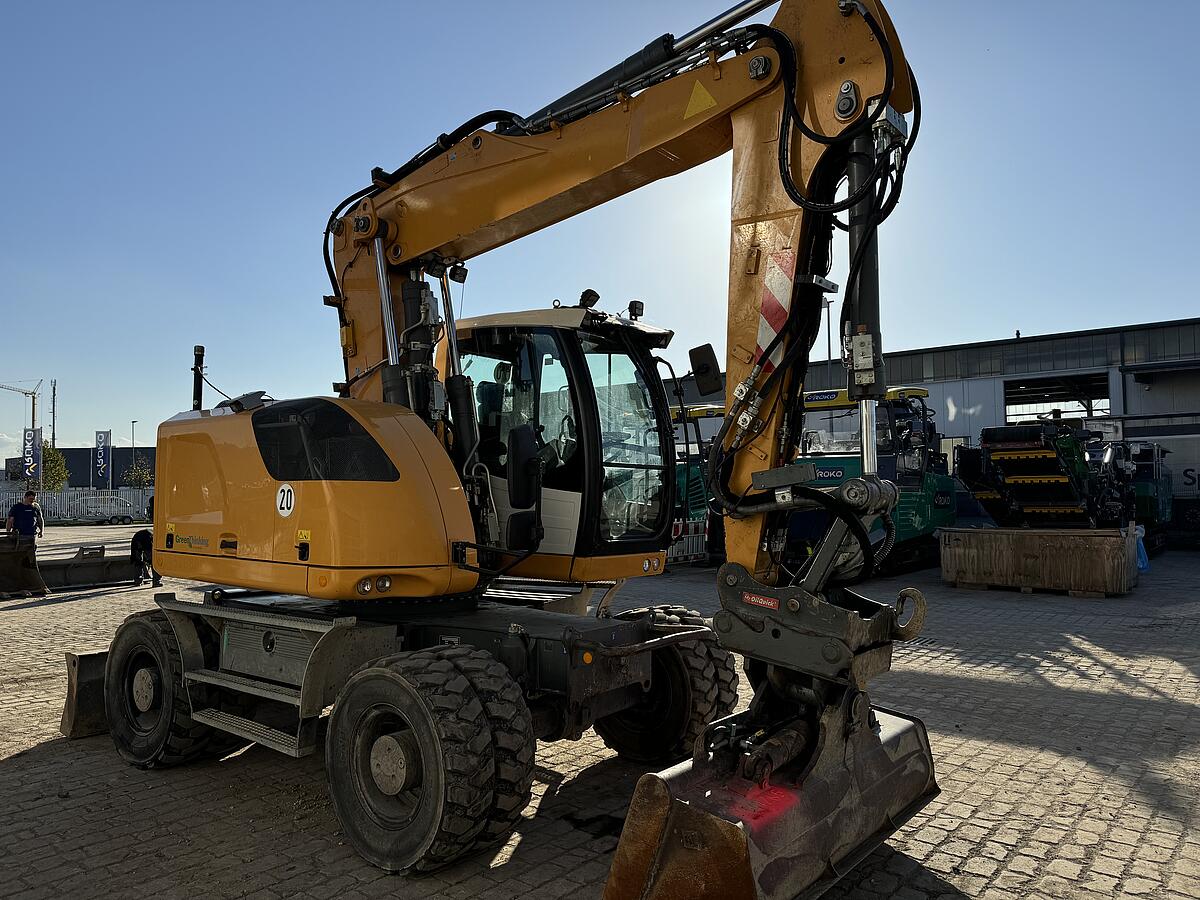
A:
[{"left": 2, "top": 1, "right": 1199, "bottom": 462}]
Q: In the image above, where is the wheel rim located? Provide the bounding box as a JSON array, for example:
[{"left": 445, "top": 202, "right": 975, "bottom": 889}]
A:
[
  {"left": 120, "top": 646, "right": 165, "bottom": 735},
  {"left": 350, "top": 704, "right": 427, "bottom": 828},
  {"left": 603, "top": 650, "right": 689, "bottom": 748}
]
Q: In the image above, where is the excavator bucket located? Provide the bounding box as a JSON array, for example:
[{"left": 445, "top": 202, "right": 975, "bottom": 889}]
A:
[
  {"left": 605, "top": 702, "right": 937, "bottom": 900},
  {"left": 0, "top": 541, "right": 49, "bottom": 599}
]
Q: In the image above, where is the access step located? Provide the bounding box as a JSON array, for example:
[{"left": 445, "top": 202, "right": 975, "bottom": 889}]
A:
[
  {"left": 157, "top": 596, "right": 355, "bottom": 633},
  {"left": 190, "top": 707, "right": 311, "bottom": 757},
  {"left": 185, "top": 668, "right": 301, "bottom": 706}
]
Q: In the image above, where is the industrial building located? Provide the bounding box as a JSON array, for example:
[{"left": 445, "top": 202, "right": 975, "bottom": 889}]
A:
[
  {"left": 3, "top": 446, "right": 156, "bottom": 488},
  {"left": 677, "top": 316, "right": 1200, "bottom": 530}
]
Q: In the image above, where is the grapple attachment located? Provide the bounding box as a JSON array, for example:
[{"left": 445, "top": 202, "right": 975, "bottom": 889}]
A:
[{"left": 604, "top": 561, "right": 938, "bottom": 899}]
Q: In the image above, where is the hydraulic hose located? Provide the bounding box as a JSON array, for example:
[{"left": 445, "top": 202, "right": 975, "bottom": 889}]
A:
[{"left": 323, "top": 109, "right": 524, "bottom": 300}]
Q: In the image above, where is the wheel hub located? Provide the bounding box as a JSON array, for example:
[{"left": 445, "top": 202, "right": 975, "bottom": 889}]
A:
[
  {"left": 369, "top": 730, "right": 422, "bottom": 796},
  {"left": 131, "top": 666, "right": 160, "bottom": 713}
]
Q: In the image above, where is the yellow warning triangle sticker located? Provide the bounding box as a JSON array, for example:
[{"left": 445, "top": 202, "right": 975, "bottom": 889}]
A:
[{"left": 684, "top": 81, "right": 718, "bottom": 119}]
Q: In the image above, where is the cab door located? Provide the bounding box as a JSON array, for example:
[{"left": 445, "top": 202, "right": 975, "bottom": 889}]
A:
[{"left": 460, "top": 329, "right": 585, "bottom": 556}]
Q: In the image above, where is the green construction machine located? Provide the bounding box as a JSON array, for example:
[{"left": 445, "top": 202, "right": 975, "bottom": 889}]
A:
[
  {"left": 956, "top": 421, "right": 1137, "bottom": 529},
  {"left": 788, "top": 387, "right": 957, "bottom": 569},
  {"left": 669, "top": 403, "right": 725, "bottom": 565}
]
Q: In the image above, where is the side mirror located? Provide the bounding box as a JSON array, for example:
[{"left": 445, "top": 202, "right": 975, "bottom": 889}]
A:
[
  {"left": 507, "top": 425, "right": 539, "bottom": 510},
  {"left": 688, "top": 343, "right": 723, "bottom": 397}
]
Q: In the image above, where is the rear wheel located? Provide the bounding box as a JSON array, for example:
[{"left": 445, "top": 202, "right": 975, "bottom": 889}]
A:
[
  {"left": 325, "top": 649, "right": 495, "bottom": 872},
  {"left": 105, "top": 610, "right": 218, "bottom": 768},
  {"left": 108, "top": 516, "right": 120, "bottom": 525},
  {"left": 121, "top": 516, "right": 133, "bottom": 525},
  {"left": 594, "top": 606, "right": 739, "bottom": 763}
]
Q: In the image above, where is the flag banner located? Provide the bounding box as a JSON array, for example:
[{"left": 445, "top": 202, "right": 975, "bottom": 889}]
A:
[
  {"left": 23, "top": 427, "right": 42, "bottom": 480},
  {"left": 95, "top": 430, "right": 112, "bottom": 485}
]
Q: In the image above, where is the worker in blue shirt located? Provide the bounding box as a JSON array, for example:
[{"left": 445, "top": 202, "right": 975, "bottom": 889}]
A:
[{"left": 6, "top": 491, "right": 45, "bottom": 547}]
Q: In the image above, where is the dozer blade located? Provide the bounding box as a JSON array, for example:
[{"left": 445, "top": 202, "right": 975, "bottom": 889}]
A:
[
  {"left": 37, "top": 546, "right": 138, "bottom": 591},
  {"left": 604, "top": 704, "right": 938, "bottom": 900},
  {"left": 0, "top": 542, "right": 49, "bottom": 599}
]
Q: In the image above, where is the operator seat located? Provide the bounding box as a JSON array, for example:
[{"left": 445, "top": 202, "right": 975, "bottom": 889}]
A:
[{"left": 476, "top": 381, "right": 506, "bottom": 471}]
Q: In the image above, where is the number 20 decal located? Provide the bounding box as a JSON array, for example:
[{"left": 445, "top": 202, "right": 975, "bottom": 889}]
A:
[{"left": 276, "top": 484, "right": 295, "bottom": 518}]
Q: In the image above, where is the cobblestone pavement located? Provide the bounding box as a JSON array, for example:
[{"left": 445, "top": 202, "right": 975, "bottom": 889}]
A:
[{"left": 2, "top": 543, "right": 1198, "bottom": 899}]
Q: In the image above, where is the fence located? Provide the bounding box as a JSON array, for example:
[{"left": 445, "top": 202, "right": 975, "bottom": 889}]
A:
[{"left": 1, "top": 487, "right": 155, "bottom": 524}]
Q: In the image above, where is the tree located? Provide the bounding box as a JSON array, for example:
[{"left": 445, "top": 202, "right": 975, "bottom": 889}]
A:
[
  {"left": 122, "top": 456, "right": 154, "bottom": 487},
  {"left": 38, "top": 442, "right": 70, "bottom": 491}
]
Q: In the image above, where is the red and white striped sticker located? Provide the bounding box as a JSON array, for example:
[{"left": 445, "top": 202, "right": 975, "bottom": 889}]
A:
[{"left": 753, "top": 248, "right": 796, "bottom": 373}]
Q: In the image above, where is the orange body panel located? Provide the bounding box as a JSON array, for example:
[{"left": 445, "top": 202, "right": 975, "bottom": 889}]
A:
[
  {"left": 153, "top": 399, "right": 478, "bottom": 600},
  {"left": 504, "top": 550, "right": 666, "bottom": 583}
]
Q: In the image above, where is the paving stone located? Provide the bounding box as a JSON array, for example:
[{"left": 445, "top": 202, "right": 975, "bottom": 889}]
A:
[{"left": 3, "top": 535, "right": 1199, "bottom": 900}]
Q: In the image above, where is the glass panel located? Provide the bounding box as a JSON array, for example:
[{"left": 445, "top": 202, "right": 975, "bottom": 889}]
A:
[
  {"left": 581, "top": 340, "right": 666, "bottom": 541},
  {"left": 1180, "top": 324, "right": 1197, "bottom": 358},
  {"left": 460, "top": 331, "right": 582, "bottom": 492},
  {"left": 1162, "top": 326, "right": 1180, "bottom": 360},
  {"left": 801, "top": 403, "right": 894, "bottom": 455},
  {"left": 252, "top": 399, "right": 400, "bottom": 482},
  {"left": 1125, "top": 331, "right": 1148, "bottom": 365}
]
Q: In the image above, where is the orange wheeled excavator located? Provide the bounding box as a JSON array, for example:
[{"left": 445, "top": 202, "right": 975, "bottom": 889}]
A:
[{"left": 101, "top": 1, "right": 937, "bottom": 896}]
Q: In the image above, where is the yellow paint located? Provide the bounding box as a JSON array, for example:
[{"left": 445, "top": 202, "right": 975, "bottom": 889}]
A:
[
  {"left": 803, "top": 386, "right": 928, "bottom": 411},
  {"left": 153, "top": 398, "right": 479, "bottom": 600},
  {"left": 582, "top": 651, "right": 594, "bottom": 665},
  {"left": 683, "top": 81, "right": 718, "bottom": 119}
]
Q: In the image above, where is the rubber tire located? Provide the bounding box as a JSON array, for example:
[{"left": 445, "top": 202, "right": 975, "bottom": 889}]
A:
[
  {"left": 122, "top": 516, "right": 133, "bottom": 525},
  {"left": 108, "top": 516, "right": 120, "bottom": 525},
  {"left": 593, "top": 605, "right": 739, "bottom": 763},
  {"left": 325, "top": 649, "right": 495, "bottom": 873},
  {"left": 436, "top": 645, "right": 535, "bottom": 848},
  {"left": 105, "top": 609, "right": 218, "bottom": 768}
]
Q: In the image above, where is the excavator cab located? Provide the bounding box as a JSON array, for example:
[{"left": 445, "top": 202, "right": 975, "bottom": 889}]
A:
[{"left": 452, "top": 302, "right": 678, "bottom": 581}]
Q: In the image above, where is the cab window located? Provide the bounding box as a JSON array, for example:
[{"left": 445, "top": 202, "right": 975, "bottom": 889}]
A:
[
  {"left": 580, "top": 335, "right": 667, "bottom": 541},
  {"left": 252, "top": 399, "right": 400, "bottom": 482},
  {"left": 461, "top": 330, "right": 582, "bottom": 492}
]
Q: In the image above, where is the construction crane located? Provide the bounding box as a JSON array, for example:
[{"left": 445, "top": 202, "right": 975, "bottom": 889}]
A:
[
  {"left": 0, "top": 379, "right": 42, "bottom": 431},
  {"left": 93, "top": 2, "right": 936, "bottom": 897}
]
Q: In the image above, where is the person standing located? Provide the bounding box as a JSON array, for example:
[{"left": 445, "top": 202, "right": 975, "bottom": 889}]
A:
[
  {"left": 6, "top": 491, "right": 45, "bottom": 548},
  {"left": 130, "top": 528, "right": 161, "bottom": 587}
]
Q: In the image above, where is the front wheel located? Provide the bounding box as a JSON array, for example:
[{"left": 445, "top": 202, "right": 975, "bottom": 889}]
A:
[
  {"left": 593, "top": 606, "right": 739, "bottom": 763},
  {"left": 325, "top": 649, "right": 496, "bottom": 873}
]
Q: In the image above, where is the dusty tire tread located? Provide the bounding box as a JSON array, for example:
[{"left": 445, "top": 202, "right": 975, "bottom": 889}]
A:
[
  {"left": 597, "top": 605, "right": 741, "bottom": 761},
  {"left": 113, "top": 609, "right": 215, "bottom": 768},
  {"left": 376, "top": 650, "right": 495, "bottom": 871},
  {"left": 435, "top": 645, "right": 535, "bottom": 847}
]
